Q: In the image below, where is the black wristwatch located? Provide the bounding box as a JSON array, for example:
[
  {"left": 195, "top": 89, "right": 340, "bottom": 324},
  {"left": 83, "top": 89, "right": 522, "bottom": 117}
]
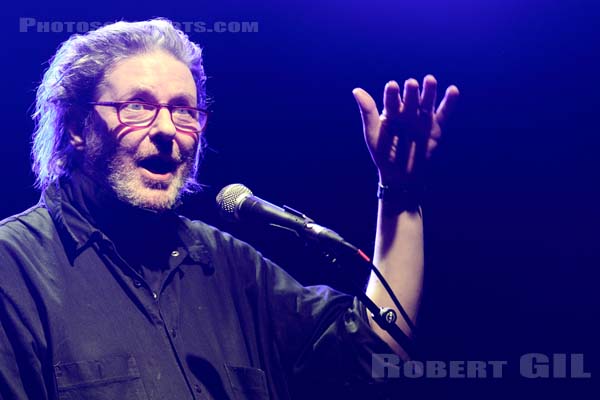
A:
[{"left": 377, "top": 182, "right": 423, "bottom": 212}]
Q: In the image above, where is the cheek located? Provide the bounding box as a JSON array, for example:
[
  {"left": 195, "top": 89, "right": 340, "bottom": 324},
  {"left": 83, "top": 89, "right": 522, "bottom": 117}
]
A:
[
  {"left": 176, "top": 133, "right": 200, "bottom": 154},
  {"left": 178, "top": 130, "right": 200, "bottom": 143},
  {"left": 112, "top": 128, "right": 154, "bottom": 157},
  {"left": 115, "top": 126, "right": 147, "bottom": 142}
]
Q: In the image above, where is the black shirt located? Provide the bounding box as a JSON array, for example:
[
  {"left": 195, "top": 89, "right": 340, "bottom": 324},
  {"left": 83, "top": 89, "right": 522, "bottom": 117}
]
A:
[{"left": 0, "top": 172, "right": 390, "bottom": 400}]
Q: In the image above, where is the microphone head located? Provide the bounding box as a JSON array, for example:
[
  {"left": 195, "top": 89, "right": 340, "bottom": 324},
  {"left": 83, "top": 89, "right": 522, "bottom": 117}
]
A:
[{"left": 216, "top": 183, "right": 253, "bottom": 221}]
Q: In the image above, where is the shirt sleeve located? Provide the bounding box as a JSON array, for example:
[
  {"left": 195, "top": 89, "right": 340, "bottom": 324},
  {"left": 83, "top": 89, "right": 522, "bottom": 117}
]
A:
[
  {"left": 0, "top": 289, "right": 52, "bottom": 399},
  {"left": 237, "top": 238, "right": 394, "bottom": 395},
  {"left": 0, "top": 236, "right": 52, "bottom": 400}
]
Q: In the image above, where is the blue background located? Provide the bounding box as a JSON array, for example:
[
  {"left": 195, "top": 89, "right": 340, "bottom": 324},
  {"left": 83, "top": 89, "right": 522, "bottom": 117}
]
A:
[{"left": 0, "top": 0, "right": 598, "bottom": 397}]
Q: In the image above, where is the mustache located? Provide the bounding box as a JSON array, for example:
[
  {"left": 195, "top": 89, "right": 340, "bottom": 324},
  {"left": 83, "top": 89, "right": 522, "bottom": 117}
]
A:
[
  {"left": 134, "top": 152, "right": 182, "bottom": 165},
  {"left": 132, "top": 144, "right": 196, "bottom": 165}
]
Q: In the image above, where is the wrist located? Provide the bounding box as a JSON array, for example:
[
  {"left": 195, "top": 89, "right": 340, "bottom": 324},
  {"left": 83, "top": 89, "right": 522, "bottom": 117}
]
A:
[{"left": 377, "top": 182, "right": 423, "bottom": 213}]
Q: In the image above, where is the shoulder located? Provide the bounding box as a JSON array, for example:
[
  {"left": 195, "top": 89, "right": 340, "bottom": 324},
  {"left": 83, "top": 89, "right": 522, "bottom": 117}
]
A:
[
  {"left": 179, "top": 216, "right": 264, "bottom": 260},
  {"left": 0, "top": 204, "right": 59, "bottom": 300},
  {"left": 176, "top": 215, "right": 289, "bottom": 289},
  {"left": 0, "top": 203, "right": 62, "bottom": 284},
  {"left": 0, "top": 203, "right": 54, "bottom": 248}
]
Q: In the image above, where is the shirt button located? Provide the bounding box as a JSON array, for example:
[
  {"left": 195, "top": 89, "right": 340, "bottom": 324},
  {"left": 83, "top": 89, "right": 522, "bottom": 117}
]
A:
[
  {"left": 133, "top": 280, "right": 142, "bottom": 288},
  {"left": 171, "top": 328, "right": 177, "bottom": 338},
  {"left": 152, "top": 292, "right": 158, "bottom": 300},
  {"left": 171, "top": 250, "right": 180, "bottom": 257},
  {"left": 194, "top": 384, "right": 202, "bottom": 394}
]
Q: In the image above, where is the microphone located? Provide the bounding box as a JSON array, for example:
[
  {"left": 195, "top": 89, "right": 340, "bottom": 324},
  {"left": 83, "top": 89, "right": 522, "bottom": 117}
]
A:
[{"left": 216, "top": 184, "right": 357, "bottom": 252}]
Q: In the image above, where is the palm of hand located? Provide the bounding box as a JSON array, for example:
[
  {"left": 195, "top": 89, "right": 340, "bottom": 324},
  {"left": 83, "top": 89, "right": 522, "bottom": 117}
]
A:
[{"left": 353, "top": 75, "right": 459, "bottom": 185}]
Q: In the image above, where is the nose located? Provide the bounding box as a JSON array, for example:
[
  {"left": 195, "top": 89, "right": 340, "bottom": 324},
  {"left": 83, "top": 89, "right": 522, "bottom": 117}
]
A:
[{"left": 148, "top": 107, "right": 177, "bottom": 140}]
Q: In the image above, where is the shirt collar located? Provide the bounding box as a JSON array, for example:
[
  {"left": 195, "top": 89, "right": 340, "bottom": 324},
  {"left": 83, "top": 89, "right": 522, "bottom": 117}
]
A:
[
  {"left": 43, "top": 170, "right": 212, "bottom": 270},
  {"left": 42, "top": 175, "right": 102, "bottom": 257}
]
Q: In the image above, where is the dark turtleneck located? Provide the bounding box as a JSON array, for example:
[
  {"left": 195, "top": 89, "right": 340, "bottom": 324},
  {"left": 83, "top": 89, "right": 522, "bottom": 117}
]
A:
[{"left": 63, "top": 169, "right": 182, "bottom": 293}]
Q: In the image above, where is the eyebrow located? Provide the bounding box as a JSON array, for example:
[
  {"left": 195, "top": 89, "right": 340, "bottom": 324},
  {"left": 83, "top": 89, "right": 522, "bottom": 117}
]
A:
[{"left": 120, "top": 88, "right": 196, "bottom": 106}]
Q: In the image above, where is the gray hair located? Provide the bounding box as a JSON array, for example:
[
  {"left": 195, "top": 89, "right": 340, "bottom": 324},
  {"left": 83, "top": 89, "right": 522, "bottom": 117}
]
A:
[{"left": 31, "top": 18, "right": 207, "bottom": 190}]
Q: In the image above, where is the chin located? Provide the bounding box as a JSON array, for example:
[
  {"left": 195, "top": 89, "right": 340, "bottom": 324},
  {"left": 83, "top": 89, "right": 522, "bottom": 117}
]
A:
[
  {"left": 134, "top": 187, "right": 181, "bottom": 211},
  {"left": 109, "top": 170, "right": 185, "bottom": 212}
]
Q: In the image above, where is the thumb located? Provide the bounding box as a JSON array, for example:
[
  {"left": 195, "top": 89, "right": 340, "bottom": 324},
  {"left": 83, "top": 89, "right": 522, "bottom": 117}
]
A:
[{"left": 352, "top": 88, "right": 380, "bottom": 137}]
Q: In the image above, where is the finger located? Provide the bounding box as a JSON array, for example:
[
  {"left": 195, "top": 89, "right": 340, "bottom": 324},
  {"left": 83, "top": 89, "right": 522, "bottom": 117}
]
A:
[
  {"left": 382, "top": 80, "right": 401, "bottom": 118},
  {"left": 426, "top": 138, "right": 438, "bottom": 159},
  {"left": 435, "top": 85, "right": 460, "bottom": 127},
  {"left": 352, "top": 88, "right": 380, "bottom": 135},
  {"left": 402, "top": 78, "right": 420, "bottom": 115},
  {"left": 353, "top": 87, "right": 395, "bottom": 168},
  {"left": 405, "top": 141, "right": 417, "bottom": 175},
  {"left": 420, "top": 74, "right": 437, "bottom": 113}
]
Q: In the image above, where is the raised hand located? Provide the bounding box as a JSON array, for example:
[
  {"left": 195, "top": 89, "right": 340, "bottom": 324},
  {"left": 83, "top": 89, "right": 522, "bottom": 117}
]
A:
[{"left": 353, "top": 75, "right": 459, "bottom": 185}]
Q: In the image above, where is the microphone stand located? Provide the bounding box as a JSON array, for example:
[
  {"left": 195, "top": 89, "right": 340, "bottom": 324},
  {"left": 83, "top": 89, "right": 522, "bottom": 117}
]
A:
[
  {"left": 323, "top": 239, "right": 419, "bottom": 359},
  {"left": 218, "top": 190, "right": 418, "bottom": 358},
  {"left": 269, "top": 205, "right": 418, "bottom": 358}
]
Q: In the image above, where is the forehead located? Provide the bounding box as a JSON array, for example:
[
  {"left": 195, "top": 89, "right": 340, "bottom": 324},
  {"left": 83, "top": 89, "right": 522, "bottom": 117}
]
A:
[{"left": 99, "top": 50, "right": 197, "bottom": 103}]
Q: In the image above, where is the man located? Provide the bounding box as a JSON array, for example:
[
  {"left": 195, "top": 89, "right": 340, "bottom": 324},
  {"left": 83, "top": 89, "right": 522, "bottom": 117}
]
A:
[{"left": 0, "top": 19, "right": 458, "bottom": 399}]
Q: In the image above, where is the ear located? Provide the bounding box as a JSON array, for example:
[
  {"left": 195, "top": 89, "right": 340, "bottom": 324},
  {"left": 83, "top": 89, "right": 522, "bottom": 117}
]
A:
[
  {"left": 68, "top": 126, "right": 85, "bottom": 151},
  {"left": 66, "top": 110, "right": 90, "bottom": 151}
]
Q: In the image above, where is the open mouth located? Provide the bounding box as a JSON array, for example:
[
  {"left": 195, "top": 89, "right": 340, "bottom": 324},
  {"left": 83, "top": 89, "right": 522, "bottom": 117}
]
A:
[{"left": 138, "top": 156, "right": 178, "bottom": 176}]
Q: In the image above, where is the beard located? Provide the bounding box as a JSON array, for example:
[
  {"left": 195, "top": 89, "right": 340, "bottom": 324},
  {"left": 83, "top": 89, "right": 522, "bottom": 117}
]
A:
[{"left": 82, "top": 121, "right": 198, "bottom": 211}]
